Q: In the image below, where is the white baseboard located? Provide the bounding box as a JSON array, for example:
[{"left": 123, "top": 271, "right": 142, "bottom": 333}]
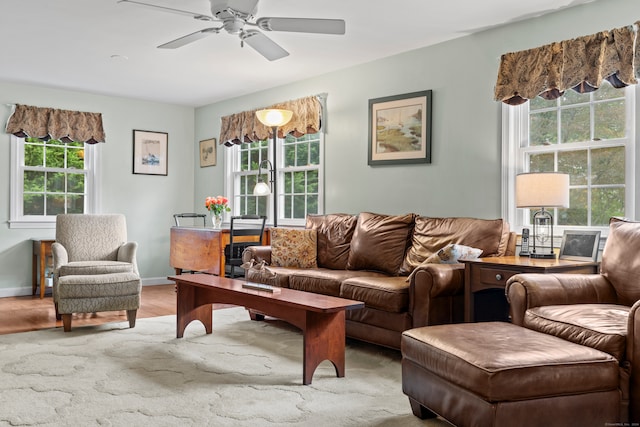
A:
[{"left": 0, "top": 277, "right": 173, "bottom": 298}]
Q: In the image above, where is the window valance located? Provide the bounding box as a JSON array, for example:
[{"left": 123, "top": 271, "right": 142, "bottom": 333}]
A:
[
  {"left": 219, "top": 95, "right": 321, "bottom": 146},
  {"left": 495, "top": 22, "right": 640, "bottom": 105},
  {"left": 5, "top": 104, "right": 105, "bottom": 144}
]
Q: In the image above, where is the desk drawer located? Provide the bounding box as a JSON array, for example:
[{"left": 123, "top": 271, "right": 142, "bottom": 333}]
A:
[{"left": 478, "top": 267, "right": 517, "bottom": 288}]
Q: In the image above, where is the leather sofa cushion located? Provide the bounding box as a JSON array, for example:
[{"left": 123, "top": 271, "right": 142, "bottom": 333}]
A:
[
  {"left": 402, "top": 322, "right": 618, "bottom": 402},
  {"left": 524, "top": 303, "right": 629, "bottom": 361},
  {"left": 346, "top": 212, "right": 415, "bottom": 275},
  {"left": 347, "top": 306, "right": 412, "bottom": 333},
  {"left": 401, "top": 217, "right": 510, "bottom": 275},
  {"left": 306, "top": 213, "right": 357, "bottom": 270},
  {"left": 59, "top": 261, "right": 134, "bottom": 276},
  {"left": 341, "top": 276, "right": 409, "bottom": 313},
  {"left": 601, "top": 217, "right": 640, "bottom": 306},
  {"left": 288, "top": 269, "right": 386, "bottom": 297}
]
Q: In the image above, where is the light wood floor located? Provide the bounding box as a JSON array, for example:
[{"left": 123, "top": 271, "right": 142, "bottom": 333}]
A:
[{"left": 0, "top": 284, "right": 177, "bottom": 335}]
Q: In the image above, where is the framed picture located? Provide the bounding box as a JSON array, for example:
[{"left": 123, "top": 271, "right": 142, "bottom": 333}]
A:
[
  {"left": 368, "top": 90, "right": 432, "bottom": 166},
  {"left": 199, "top": 138, "right": 217, "bottom": 167},
  {"left": 559, "top": 230, "right": 601, "bottom": 261},
  {"left": 132, "top": 130, "right": 168, "bottom": 176}
]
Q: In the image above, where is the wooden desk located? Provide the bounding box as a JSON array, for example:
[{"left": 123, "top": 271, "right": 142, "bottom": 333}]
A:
[
  {"left": 32, "top": 239, "right": 55, "bottom": 299},
  {"left": 169, "top": 227, "right": 269, "bottom": 276},
  {"left": 462, "top": 256, "right": 600, "bottom": 322}
]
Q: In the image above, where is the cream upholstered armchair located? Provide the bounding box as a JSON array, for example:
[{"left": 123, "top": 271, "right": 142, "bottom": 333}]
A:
[{"left": 52, "top": 214, "right": 141, "bottom": 332}]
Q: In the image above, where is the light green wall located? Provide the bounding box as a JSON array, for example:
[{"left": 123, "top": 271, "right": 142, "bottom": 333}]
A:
[
  {"left": 2, "top": 0, "right": 638, "bottom": 294},
  {"left": 195, "top": 0, "right": 640, "bottom": 219},
  {"left": 0, "top": 82, "right": 194, "bottom": 295}
]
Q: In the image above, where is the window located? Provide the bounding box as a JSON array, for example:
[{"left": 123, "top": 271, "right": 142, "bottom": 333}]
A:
[
  {"left": 10, "top": 136, "right": 99, "bottom": 228},
  {"left": 226, "top": 132, "right": 323, "bottom": 226},
  {"left": 502, "top": 80, "right": 635, "bottom": 234}
]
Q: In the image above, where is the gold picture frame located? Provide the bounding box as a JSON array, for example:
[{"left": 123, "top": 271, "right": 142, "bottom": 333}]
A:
[
  {"left": 368, "top": 90, "right": 432, "bottom": 166},
  {"left": 199, "top": 138, "right": 217, "bottom": 167}
]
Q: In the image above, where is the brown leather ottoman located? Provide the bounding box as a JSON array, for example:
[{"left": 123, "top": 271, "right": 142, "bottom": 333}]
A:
[{"left": 401, "top": 322, "right": 620, "bottom": 427}]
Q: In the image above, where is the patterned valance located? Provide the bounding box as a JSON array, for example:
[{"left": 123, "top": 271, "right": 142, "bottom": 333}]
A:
[
  {"left": 219, "top": 96, "right": 321, "bottom": 146},
  {"left": 5, "top": 104, "right": 105, "bottom": 144},
  {"left": 495, "top": 22, "right": 640, "bottom": 105}
]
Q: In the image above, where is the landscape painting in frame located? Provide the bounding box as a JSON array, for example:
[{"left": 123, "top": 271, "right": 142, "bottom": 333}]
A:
[
  {"left": 368, "top": 90, "right": 432, "bottom": 166},
  {"left": 132, "top": 130, "right": 168, "bottom": 176}
]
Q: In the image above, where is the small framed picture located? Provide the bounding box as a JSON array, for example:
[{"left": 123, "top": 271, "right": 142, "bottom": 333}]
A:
[
  {"left": 368, "top": 90, "right": 432, "bottom": 166},
  {"left": 133, "top": 130, "right": 168, "bottom": 176},
  {"left": 559, "top": 230, "right": 601, "bottom": 262},
  {"left": 199, "top": 138, "right": 216, "bottom": 167}
]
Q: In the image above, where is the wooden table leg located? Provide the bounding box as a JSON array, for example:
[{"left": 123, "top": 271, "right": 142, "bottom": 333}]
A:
[
  {"left": 32, "top": 252, "right": 38, "bottom": 296},
  {"left": 176, "top": 283, "right": 212, "bottom": 338},
  {"left": 39, "top": 241, "right": 47, "bottom": 299},
  {"left": 302, "top": 310, "right": 346, "bottom": 385}
]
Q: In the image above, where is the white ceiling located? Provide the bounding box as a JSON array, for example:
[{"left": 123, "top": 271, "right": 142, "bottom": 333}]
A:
[{"left": 0, "top": 0, "right": 597, "bottom": 107}]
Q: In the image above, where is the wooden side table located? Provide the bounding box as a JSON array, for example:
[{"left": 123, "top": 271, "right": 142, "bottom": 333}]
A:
[
  {"left": 462, "top": 256, "right": 600, "bottom": 322},
  {"left": 32, "top": 239, "right": 55, "bottom": 299}
]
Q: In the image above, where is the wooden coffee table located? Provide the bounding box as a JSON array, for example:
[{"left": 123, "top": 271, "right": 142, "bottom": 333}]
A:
[{"left": 168, "top": 274, "right": 364, "bottom": 385}]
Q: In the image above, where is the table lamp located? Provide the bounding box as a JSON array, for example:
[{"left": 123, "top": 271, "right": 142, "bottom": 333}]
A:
[{"left": 515, "top": 172, "right": 570, "bottom": 259}]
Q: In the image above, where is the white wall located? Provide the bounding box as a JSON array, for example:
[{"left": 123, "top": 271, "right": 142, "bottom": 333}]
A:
[
  {"left": 195, "top": 0, "right": 640, "bottom": 220},
  {"left": 0, "top": 82, "right": 194, "bottom": 295}
]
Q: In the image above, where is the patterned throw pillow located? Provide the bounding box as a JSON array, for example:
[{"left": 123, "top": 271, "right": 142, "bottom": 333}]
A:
[
  {"left": 406, "top": 244, "right": 482, "bottom": 282},
  {"left": 271, "top": 228, "right": 318, "bottom": 268}
]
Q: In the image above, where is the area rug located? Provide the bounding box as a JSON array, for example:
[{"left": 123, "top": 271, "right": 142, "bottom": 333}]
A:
[{"left": 0, "top": 307, "right": 449, "bottom": 426}]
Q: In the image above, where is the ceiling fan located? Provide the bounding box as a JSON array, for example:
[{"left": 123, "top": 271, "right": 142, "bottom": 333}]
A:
[{"left": 118, "top": 0, "right": 346, "bottom": 61}]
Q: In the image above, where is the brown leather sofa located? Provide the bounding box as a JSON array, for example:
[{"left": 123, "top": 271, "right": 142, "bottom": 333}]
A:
[
  {"left": 245, "top": 212, "right": 515, "bottom": 349},
  {"left": 506, "top": 217, "right": 640, "bottom": 423}
]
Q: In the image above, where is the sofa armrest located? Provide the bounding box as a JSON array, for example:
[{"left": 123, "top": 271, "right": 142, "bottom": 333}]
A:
[
  {"left": 242, "top": 245, "right": 272, "bottom": 265},
  {"left": 118, "top": 241, "right": 139, "bottom": 275},
  {"left": 409, "top": 263, "right": 465, "bottom": 327},
  {"left": 628, "top": 300, "right": 640, "bottom": 420},
  {"left": 506, "top": 273, "right": 617, "bottom": 325}
]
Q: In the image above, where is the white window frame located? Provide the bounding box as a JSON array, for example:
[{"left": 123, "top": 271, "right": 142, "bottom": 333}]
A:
[
  {"left": 225, "top": 132, "right": 324, "bottom": 227},
  {"left": 502, "top": 86, "right": 636, "bottom": 237},
  {"left": 9, "top": 135, "right": 100, "bottom": 229}
]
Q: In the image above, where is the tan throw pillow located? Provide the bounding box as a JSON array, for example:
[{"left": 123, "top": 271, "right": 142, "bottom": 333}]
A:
[
  {"left": 270, "top": 227, "right": 318, "bottom": 268},
  {"left": 407, "top": 244, "right": 483, "bottom": 282}
]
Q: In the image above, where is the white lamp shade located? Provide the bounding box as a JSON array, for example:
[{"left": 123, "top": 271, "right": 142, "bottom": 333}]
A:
[
  {"left": 253, "top": 181, "right": 271, "bottom": 196},
  {"left": 255, "top": 109, "right": 293, "bottom": 127},
  {"left": 516, "top": 172, "right": 570, "bottom": 208}
]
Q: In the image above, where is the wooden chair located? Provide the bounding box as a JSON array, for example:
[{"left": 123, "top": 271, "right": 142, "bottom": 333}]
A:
[
  {"left": 173, "top": 213, "right": 207, "bottom": 227},
  {"left": 225, "top": 215, "right": 267, "bottom": 278}
]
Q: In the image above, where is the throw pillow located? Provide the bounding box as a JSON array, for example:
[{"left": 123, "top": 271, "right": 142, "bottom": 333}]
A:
[
  {"left": 346, "top": 212, "right": 415, "bottom": 275},
  {"left": 306, "top": 213, "right": 357, "bottom": 270},
  {"left": 270, "top": 227, "right": 318, "bottom": 268},
  {"left": 407, "top": 244, "right": 483, "bottom": 282}
]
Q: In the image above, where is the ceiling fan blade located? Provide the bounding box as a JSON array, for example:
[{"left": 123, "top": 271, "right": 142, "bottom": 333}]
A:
[
  {"left": 158, "top": 28, "right": 220, "bottom": 49},
  {"left": 256, "top": 17, "right": 345, "bottom": 35},
  {"left": 241, "top": 31, "right": 289, "bottom": 61},
  {"left": 117, "top": 0, "right": 214, "bottom": 21}
]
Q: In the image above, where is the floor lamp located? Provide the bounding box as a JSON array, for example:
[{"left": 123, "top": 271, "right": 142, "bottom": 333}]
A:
[
  {"left": 516, "top": 172, "right": 570, "bottom": 259},
  {"left": 254, "top": 108, "right": 293, "bottom": 227}
]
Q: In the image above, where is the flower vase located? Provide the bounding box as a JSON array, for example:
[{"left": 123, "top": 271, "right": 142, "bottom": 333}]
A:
[{"left": 211, "top": 213, "right": 222, "bottom": 229}]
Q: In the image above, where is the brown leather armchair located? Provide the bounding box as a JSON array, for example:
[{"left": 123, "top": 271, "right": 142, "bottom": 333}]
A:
[{"left": 506, "top": 217, "right": 640, "bottom": 423}]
